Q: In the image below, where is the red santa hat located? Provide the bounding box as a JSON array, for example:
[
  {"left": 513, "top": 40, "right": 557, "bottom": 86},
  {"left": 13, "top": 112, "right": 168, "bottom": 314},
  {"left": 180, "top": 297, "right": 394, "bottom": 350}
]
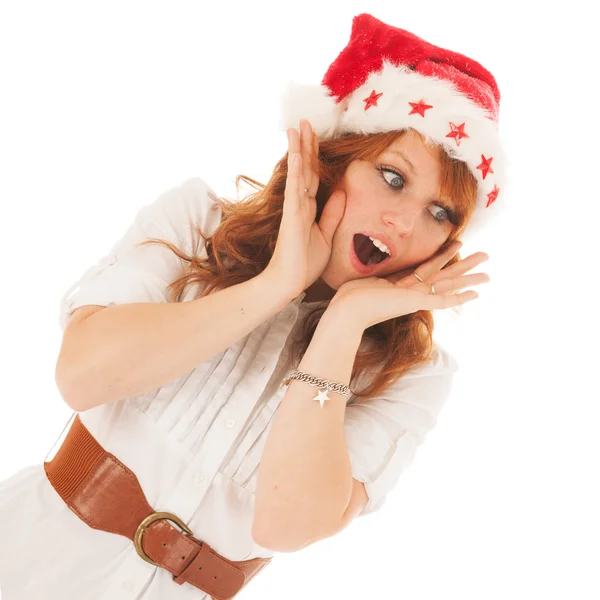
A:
[{"left": 278, "top": 13, "right": 508, "bottom": 244}]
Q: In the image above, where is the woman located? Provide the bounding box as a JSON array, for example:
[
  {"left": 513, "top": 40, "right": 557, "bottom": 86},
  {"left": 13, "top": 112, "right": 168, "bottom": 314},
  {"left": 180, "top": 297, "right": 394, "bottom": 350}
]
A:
[{"left": 0, "top": 13, "right": 506, "bottom": 600}]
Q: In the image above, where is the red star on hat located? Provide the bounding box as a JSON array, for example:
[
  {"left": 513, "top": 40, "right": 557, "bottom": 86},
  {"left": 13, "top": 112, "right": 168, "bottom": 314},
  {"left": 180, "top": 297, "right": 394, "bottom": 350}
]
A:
[
  {"left": 486, "top": 184, "right": 500, "bottom": 207},
  {"left": 446, "top": 122, "right": 469, "bottom": 146},
  {"left": 476, "top": 155, "right": 494, "bottom": 179},
  {"left": 363, "top": 90, "right": 383, "bottom": 110},
  {"left": 280, "top": 14, "right": 507, "bottom": 241},
  {"left": 408, "top": 99, "right": 433, "bottom": 117}
]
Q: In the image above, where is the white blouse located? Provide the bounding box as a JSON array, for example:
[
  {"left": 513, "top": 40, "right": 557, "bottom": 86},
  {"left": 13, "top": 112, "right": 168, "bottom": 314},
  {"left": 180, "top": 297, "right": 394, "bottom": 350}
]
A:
[{"left": 0, "top": 177, "right": 459, "bottom": 600}]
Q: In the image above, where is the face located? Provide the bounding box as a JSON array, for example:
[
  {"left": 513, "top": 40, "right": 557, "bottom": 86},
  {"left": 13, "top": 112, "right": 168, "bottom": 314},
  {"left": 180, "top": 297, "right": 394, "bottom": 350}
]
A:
[{"left": 303, "top": 130, "right": 457, "bottom": 302}]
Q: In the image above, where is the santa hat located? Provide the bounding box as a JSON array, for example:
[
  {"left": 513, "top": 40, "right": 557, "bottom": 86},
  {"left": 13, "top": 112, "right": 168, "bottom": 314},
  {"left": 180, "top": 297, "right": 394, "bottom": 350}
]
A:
[{"left": 278, "top": 13, "right": 508, "bottom": 244}]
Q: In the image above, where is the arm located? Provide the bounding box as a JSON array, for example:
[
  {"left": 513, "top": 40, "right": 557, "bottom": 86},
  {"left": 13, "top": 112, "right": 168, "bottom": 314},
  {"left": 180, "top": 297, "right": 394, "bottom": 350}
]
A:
[
  {"left": 252, "top": 303, "right": 364, "bottom": 552},
  {"left": 56, "top": 272, "right": 294, "bottom": 412}
]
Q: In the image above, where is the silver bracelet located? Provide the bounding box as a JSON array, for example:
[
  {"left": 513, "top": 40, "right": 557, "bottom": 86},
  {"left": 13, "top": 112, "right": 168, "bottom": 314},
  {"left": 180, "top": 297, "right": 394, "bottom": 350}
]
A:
[{"left": 281, "top": 370, "right": 352, "bottom": 408}]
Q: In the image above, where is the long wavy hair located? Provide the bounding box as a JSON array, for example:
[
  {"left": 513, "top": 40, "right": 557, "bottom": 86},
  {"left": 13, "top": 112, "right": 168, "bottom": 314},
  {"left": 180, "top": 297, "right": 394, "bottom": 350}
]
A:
[{"left": 139, "top": 128, "right": 478, "bottom": 401}]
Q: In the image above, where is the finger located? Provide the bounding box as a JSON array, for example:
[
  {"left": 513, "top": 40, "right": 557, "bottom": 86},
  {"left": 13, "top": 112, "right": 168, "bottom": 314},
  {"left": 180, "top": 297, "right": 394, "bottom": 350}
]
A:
[
  {"left": 299, "top": 121, "right": 309, "bottom": 193},
  {"left": 309, "top": 124, "right": 320, "bottom": 198},
  {"left": 301, "top": 120, "right": 319, "bottom": 198},
  {"left": 412, "top": 288, "right": 478, "bottom": 309},
  {"left": 284, "top": 150, "right": 302, "bottom": 213},
  {"left": 410, "top": 242, "right": 461, "bottom": 283},
  {"left": 404, "top": 285, "right": 479, "bottom": 310},
  {"left": 432, "top": 252, "right": 489, "bottom": 282},
  {"left": 287, "top": 127, "right": 301, "bottom": 157},
  {"left": 299, "top": 121, "right": 312, "bottom": 195},
  {"left": 426, "top": 241, "right": 463, "bottom": 274},
  {"left": 435, "top": 290, "right": 479, "bottom": 309},
  {"left": 295, "top": 151, "right": 307, "bottom": 205},
  {"left": 287, "top": 128, "right": 307, "bottom": 209},
  {"left": 431, "top": 272, "right": 490, "bottom": 295},
  {"left": 317, "top": 188, "right": 346, "bottom": 245}
]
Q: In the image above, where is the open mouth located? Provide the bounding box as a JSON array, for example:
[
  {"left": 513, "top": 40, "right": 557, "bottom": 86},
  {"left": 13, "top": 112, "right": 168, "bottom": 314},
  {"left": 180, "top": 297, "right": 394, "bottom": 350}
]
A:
[{"left": 353, "top": 233, "right": 392, "bottom": 267}]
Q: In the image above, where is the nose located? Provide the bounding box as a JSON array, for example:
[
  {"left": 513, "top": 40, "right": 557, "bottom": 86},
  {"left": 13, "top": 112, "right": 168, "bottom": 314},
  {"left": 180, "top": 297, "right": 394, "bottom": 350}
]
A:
[{"left": 382, "top": 206, "right": 419, "bottom": 236}]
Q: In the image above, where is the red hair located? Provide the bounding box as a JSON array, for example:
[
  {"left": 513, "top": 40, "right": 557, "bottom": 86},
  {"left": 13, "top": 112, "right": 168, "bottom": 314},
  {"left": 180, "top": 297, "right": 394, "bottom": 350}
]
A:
[{"left": 139, "top": 128, "right": 478, "bottom": 400}]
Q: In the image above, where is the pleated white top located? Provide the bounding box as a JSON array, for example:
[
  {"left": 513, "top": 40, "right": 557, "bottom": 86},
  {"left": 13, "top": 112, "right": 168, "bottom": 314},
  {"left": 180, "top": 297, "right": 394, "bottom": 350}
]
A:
[{"left": 0, "top": 177, "right": 459, "bottom": 600}]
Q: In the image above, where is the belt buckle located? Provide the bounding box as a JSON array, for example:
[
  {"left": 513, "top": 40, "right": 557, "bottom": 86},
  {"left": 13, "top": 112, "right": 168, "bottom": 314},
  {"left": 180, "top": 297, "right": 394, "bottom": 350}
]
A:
[{"left": 134, "top": 511, "right": 194, "bottom": 567}]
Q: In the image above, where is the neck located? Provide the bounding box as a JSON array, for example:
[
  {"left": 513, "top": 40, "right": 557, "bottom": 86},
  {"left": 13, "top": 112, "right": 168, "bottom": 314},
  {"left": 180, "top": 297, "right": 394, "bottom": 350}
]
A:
[{"left": 302, "top": 278, "right": 336, "bottom": 303}]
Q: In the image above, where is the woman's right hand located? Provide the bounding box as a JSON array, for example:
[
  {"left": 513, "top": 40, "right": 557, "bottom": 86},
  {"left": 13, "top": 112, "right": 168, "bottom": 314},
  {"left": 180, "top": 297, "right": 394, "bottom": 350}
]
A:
[{"left": 262, "top": 119, "right": 347, "bottom": 299}]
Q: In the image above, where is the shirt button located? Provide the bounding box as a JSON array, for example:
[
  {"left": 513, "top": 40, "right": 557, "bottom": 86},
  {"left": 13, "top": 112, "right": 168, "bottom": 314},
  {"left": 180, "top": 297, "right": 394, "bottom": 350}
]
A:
[
  {"left": 193, "top": 472, "right": 205, "bottom": 483},
  {"left": 225, "top": 419, "right": 235, "bottom": 428},
  {"left": 122, "top": 580, "right": 135, "bottom": 591}
]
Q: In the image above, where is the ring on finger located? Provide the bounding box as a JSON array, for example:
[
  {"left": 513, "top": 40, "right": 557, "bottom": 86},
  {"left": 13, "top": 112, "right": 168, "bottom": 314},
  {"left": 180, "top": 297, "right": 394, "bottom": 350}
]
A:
[{"left": 413, "top": 271, "right": 436, "bottom": 295}]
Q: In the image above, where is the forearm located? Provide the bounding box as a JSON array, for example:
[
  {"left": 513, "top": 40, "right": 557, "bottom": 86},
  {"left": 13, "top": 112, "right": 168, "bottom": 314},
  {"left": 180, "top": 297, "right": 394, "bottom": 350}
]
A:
[
  {"left": 252, "top": 305, "right": 363, "bottom": 551},
  {"left": 57, "top": 272, "right": 294, "bottom": 412}
]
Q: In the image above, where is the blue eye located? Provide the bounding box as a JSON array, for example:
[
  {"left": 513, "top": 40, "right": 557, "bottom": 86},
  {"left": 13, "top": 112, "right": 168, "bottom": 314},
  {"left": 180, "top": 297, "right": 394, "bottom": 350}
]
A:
[
  {"left": 378, "top": 166, "right": 406, "bottom": 191},
  {"left": 377, "top": 166, "right": 455, "bottom": 226},
  {"left": 430, "top": 206, "right": 449, "bottom": 224}
]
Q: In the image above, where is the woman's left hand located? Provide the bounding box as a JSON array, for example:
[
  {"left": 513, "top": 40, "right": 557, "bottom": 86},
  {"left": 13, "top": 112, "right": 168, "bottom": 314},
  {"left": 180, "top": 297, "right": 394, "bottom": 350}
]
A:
[{"left": 328, "top": 240, "right": 490, "bottom": 330}]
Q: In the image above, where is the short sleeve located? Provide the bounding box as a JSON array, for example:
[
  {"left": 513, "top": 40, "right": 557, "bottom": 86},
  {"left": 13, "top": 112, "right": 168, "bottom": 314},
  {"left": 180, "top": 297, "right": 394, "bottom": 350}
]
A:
[
  {"left": 58, "top": 177, "right": 222, "bottom": 331},
  {"left": 343, "top": 343, "right": 460, "bottom": 516}
]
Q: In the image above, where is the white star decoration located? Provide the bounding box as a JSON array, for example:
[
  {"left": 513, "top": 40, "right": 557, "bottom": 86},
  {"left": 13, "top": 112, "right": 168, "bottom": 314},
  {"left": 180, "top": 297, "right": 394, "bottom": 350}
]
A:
[{"left": 313, "top": 388, "right": 330, "bottom": 408}]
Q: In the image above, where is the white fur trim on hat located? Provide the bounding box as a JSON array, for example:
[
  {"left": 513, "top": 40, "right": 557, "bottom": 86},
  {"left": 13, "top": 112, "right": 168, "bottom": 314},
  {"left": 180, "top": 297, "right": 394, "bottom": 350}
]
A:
[{"left": 278, "top": 59, "right": 509, "bottom": 244}]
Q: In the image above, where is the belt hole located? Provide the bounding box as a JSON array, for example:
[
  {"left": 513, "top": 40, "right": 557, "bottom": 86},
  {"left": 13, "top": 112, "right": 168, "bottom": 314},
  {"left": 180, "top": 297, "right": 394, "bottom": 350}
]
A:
[{"left": 162, "top": 543, "right": 166, "bottom": 547}]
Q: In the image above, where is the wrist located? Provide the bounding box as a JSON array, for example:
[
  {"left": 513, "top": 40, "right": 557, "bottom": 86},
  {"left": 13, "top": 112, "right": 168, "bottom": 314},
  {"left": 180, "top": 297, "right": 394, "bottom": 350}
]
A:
[
  {"left": 256, "top": 270, "right": 302, "bottom": 306},
  {"left": 319, "top": 300, "right": 365, "bottom": 339},
  {"left": 298, "top": 303, "right": 364, "bottom": 386}
]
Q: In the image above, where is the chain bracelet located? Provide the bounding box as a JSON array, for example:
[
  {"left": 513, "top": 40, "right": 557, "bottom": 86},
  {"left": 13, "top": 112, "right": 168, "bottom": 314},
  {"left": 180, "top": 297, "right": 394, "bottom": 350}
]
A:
[{"left": 281, "top": 370, "right": 352, "bottom": 400}]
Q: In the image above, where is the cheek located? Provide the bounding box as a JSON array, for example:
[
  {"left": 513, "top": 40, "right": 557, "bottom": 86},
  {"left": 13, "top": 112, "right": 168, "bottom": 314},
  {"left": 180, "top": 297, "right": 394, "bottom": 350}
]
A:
[
  {"left": 333, "top": 194, "right": 361, "bottom": 233},
  {"left": 342, "top": 189, "right": 361, "bottom": 210},
  {"left": 342, "top": 188, "right": 379, "bottom": 224},
  {"left": 418, "top": 239, "right": 449, "bottom": 264},
  {"left": 392, "top": 238, "right": 442, "bottom": 271}
]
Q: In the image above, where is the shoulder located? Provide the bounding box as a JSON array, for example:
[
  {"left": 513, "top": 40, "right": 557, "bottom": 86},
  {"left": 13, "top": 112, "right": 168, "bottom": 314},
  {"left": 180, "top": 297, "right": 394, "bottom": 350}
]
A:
[
  {"left": 153, "top": 176, "right": 223, "bottom": 223},
  {"left": 406, "top": 341, "right": 460, "bottom": 379},
  {"left": 138, "top": 176, "right": 224, "bottom": 251}
]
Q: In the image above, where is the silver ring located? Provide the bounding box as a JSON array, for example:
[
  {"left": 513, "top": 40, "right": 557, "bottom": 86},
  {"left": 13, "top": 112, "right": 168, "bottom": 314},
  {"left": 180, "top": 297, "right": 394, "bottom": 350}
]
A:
[
  {"left": 431, "top": 282, "right": 436, "bottom": 295},
  {"left": 413, "top": 272, "right": 424, "bottom": 283}
]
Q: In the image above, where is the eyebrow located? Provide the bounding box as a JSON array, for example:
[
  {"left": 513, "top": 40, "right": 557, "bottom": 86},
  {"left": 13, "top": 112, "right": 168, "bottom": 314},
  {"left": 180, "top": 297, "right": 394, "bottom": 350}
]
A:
[{"left": 385, "top": 149, "right": 417, "bottom": 173}]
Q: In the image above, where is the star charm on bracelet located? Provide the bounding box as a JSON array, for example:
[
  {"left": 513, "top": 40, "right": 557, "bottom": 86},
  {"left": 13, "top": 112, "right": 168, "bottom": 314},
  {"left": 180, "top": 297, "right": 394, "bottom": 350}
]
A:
[{"left": 314, "top": 388, "right": 330, "bottom": 408}]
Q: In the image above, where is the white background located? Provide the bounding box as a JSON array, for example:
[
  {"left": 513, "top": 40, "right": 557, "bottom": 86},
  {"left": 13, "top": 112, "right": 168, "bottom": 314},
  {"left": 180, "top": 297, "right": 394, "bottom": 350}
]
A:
[{"left": 0, "top": 1, "right": 598, "bottom": 599}]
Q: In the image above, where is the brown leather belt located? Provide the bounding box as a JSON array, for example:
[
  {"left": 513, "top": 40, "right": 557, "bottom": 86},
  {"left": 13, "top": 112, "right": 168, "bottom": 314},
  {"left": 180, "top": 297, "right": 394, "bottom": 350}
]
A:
[{"left": 43, "top": 414, "right": 271, "bottom": 600}]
